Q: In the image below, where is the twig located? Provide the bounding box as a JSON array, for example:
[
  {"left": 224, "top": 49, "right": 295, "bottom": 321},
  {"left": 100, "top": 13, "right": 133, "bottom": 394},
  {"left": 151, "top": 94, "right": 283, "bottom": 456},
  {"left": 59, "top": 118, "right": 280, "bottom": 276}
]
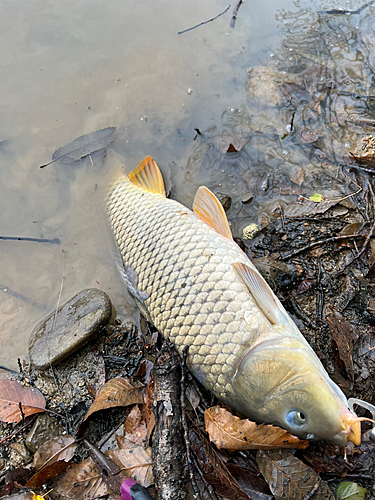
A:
[
  {"left": 181, "top": 346, "right": 201, "bottom": 500},
  {"left": 281, "top": 232, "right": 369, "bottom": 260},
  {"left": 178, "top": 5, "right": 231, "bottom": 35},
  {"left": 0, "top": 235, "right": 60, "bottom": 244},
  {"left": 0, "top": 415, "right": 37, "bottom": 446},
  {"left": 304, "top": 480, "right": 321, "bottom": 500},
  {"left": 18, "top": 402, "right": 25, "bottom": 424},
  {"left": 230, "top": 0, "right": 243, "bottom": 28},
  {"left": 318, "top": 0, "right": 375, "bottom": 14},
  {"left": 0, "top": 365, "right": 18, "bottom": 375}
]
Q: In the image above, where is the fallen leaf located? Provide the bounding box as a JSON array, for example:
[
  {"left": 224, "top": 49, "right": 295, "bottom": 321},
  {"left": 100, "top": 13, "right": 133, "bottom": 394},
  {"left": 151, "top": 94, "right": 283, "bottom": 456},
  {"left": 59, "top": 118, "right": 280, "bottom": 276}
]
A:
[
  {"left": 0, "top": 380, "right": 46, "bottom": 423},
  {"left": 213, "top": 129, "right": 250, "bottom": 154},
  {"left": 336, "top": 481, "right": 366, "bottom": 500},
  {"left": 327, "top": 312, "right": 357, "bottom": 382},
  {"left": 185, "top": 384, "right": 200, "bottom": 410},
  {"left": 123, "top": 405, "right": 147, "bottom": 446},
  {"left": 0, "top": 481, "right": 26, "bottom": 498},
  {"left": 227, "top": 143, "right": 238, "bottom": 153},
  {"left": 227, "top": 463, "right": 273, "bottom": 500},
  {"left": 190, "top": 428, "right": 272, "bottom": 500},
  {"left": 309, "top": 193, "right": 324, "bottom": 202},
  {"left": 108, "top": 442, "right": 153, "bottom": 487},
  {"left": 54, "top": 457, "right": 108, "bottom": 500},
  {"left": 26, "top": 461, "right": 71, "bottom": 488},
  {"left": 32, "top": 435, "right": 76, "bottom": 469},
  {"left": 40, "top": 127, "right": 116, "bottom": 168},
  {"left": 83, "top": 377, "right": 144, "bottom": 423},
  {"left": 205, "top": 406, "right": 309, "bottom": 450},
  {"left": 257, "top": 449, "right": 336, "bottom": 500},
  {"left": 4, "top": 466, "right": 36, "bottom": 485},
  {"left": 289, "top": 165, "right": 304, "bottom": 186}
]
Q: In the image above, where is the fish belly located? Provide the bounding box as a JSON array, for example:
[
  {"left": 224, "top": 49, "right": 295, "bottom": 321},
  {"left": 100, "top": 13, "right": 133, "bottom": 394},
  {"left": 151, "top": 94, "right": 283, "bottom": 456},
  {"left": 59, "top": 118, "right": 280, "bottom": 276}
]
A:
[{"left": 107, "top": 179, "right": 272, "bottom": 404}]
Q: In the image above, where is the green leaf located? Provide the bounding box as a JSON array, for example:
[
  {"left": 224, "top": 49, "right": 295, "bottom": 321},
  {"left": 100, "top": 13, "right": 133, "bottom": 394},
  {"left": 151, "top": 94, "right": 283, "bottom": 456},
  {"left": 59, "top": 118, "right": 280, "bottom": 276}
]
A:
[
  {"left": 309, "top": 193, "right": 324, "bottom": 202},
  {"left": 336, "top": 481, "right": 367, "bottom": 500}
]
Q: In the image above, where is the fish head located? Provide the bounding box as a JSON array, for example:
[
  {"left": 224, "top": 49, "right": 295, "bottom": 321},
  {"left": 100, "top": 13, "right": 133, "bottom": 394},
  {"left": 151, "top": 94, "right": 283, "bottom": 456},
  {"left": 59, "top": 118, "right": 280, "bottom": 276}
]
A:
[{"left": 232, "top": 337, "right": 361, "bottom": 446}]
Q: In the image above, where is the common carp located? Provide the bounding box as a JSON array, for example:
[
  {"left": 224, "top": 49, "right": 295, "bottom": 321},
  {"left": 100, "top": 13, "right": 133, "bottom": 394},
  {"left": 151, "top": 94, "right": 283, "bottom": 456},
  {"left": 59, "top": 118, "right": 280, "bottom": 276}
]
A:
[{"left": 107, "top": 155, "right": 365, "bottom": 446}]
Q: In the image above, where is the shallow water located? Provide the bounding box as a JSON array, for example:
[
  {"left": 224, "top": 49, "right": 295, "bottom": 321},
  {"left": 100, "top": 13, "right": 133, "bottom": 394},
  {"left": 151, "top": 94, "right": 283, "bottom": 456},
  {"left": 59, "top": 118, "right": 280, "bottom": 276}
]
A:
[{"left": 1, "top": 0, "right": 374, "bottom": 370}]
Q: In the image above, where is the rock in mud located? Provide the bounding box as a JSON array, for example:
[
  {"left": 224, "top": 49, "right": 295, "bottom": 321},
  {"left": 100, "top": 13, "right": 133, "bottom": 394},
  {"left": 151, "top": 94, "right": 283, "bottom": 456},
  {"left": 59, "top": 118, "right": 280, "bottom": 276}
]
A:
[
  {"left": 25, "top": 414, "right": 65, "bottom": 453},
  {"left": 29, "top": 289, "right": 113, "bottom": 370}
]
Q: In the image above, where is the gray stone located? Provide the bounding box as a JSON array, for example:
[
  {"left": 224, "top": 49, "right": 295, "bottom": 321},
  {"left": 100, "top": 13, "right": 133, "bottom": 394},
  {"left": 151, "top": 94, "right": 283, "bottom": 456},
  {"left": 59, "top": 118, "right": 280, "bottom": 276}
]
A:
[
  {"left": 25, "top": 413, "right": 65, "bottom": 453},
  {"left": 29, "top": 288, "right": 113, "bottom": 369},
  {"left": 9, "top": 442, "right": 32, "bottom": 466}
]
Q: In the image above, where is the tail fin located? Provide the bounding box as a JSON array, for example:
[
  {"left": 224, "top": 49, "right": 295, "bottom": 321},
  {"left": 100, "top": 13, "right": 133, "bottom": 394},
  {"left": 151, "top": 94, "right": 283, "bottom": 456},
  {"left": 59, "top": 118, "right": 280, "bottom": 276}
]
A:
[{"left": 129, "top": 156, "right": 166, "bottom": 196}]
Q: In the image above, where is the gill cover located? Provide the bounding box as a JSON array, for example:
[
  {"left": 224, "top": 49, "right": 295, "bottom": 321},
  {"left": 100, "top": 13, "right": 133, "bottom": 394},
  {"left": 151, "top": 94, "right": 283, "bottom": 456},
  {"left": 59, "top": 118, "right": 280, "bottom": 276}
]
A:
[{"left": 232, "top": 336, "right": 359, "bottom": 445}]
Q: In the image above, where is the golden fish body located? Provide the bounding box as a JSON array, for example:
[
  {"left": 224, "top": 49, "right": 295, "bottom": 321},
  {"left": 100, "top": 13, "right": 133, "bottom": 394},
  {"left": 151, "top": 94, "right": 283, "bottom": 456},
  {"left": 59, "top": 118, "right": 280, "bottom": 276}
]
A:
[{"left": 107, "top": 156, "right": 361, "bottom": 446}]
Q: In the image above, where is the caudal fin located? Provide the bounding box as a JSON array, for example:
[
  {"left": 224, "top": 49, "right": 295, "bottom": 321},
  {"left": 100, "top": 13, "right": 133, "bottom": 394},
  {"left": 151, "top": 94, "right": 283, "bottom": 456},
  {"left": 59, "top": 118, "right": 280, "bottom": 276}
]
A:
[{"left": 129, "top": 156, "right": 166, "bottom": 196}]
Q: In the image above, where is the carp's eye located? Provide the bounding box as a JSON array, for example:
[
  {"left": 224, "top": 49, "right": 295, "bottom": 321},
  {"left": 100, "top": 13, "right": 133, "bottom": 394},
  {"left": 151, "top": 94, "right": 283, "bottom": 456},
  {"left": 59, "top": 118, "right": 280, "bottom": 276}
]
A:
[{"left": 286, "top": 410, "right": 307, "bottom": 428}]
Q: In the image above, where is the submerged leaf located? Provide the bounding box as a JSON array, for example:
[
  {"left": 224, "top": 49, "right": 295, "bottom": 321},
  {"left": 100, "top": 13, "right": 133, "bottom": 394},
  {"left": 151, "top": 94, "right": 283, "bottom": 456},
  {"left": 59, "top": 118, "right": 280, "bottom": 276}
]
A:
[
  {"left": 205, "top": 406, "right": 309, "bottom": 450},
  {"left": 336, "top": 482, "right": 366, "bottom": 500},
  {"left": 83, "top": 377, "right": 144, "bottom": 422},
  {"left": 40, "top": 127, "right": 116, "bottom": 168},
  {"left": 0, "top": 380, "right": 46, "bottom": 423}
]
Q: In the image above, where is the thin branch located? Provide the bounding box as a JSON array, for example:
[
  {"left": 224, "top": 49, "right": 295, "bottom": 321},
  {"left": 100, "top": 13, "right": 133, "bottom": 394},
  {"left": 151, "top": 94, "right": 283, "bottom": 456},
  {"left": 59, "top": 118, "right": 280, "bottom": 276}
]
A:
[
  {"left": 230, "top": 0, "right": 243, "bottom": 28},
  {"left": 281, "top": 231, "right": 369, "bottom": 260},
  {"left": 0, "top": 235, "right": 60, "bottom": 244},
  {"left": 178, "top": 5, "right": 231, "bottom": 35},
  {"left": 0, "top": 415, "right": 37, "bottom": 445}
]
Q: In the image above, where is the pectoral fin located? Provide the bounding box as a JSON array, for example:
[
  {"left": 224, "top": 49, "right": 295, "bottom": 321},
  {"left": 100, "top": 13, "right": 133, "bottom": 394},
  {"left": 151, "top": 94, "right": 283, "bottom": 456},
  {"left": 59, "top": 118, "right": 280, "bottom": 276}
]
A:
[
  {"left": 193, "top": 186, "right": 232, "bottom": 240},
  {"left": 120, "top": 265, "right": 151, "bottom": 321},
  {"left": 129, "top": 156, "right": 166, "bottom": 196},
  {"left": 233, "top": 262, "right": 288, "bottom": 326}
]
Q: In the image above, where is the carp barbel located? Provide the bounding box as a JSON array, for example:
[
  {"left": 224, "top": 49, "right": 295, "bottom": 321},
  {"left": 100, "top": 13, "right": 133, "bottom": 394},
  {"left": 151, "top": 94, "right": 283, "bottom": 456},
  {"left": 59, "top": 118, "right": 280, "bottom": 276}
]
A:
[{"left": 107, "top": 155, "right": 370, "bottom": 446}]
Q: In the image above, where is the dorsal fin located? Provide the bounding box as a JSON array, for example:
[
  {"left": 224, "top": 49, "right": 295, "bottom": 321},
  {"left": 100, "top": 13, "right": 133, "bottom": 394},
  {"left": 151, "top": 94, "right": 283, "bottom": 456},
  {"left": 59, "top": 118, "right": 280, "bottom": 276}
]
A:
[
  {"left": 233, "top": 262, "right": 288, "bottom": 327},
  {"left": 193, "top": 186, "right": 232, "bottom": 240},
  {"left": 129, "top": 156, "right": 166, "bottom": 196}
]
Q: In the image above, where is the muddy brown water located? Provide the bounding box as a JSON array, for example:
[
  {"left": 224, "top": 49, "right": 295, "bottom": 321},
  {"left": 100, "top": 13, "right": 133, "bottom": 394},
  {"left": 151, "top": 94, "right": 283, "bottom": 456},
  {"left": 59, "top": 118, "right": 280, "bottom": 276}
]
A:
[{"left": 1, "top": 0, "right": 374, "bottom": 370}]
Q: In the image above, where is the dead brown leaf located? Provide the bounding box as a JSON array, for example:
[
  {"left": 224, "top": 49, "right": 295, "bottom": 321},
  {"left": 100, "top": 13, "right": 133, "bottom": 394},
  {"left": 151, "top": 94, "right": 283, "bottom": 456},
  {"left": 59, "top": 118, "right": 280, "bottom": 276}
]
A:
[
  {"left": 32, "top": 435, "right": 76, "bottom": 469},
  {"left": 191, "top": 428, "right": 272, "bottom": 500},
  {"left": 83, "top": 377, "right": 144, "bottom": 422},
  {"left": 54, "top": 457, "right": 108, "bottom": 500},
  {"left": 257, "top": 449, "right": 336, "bottom": 500},
  {"left": 0, "top": 380, "right": 46, "bottom": 423},
  {"left": 327, "top": 311, "right": 357, "bottom": 382},
  {"left": 185, "top": 384, "right": 200, "bottom": 410},
  {"left": 26, "top": 460, "right": 72, "bottom": 489},
  {"left": 205, "top": 406, "right": 309, "bottom": 451},
  {"left": 124, "top": 405, "right": 147, "bottom": 446},
  {"left": 107, "top": 437, "right": 153, "bottom": 487}
]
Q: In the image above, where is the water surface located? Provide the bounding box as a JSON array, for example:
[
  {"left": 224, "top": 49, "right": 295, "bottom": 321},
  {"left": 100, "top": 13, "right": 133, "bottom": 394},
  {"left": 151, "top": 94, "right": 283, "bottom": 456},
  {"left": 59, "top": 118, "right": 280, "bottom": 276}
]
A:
[{"left": 1, "top": 0, "right": 374, "bottom": 370}]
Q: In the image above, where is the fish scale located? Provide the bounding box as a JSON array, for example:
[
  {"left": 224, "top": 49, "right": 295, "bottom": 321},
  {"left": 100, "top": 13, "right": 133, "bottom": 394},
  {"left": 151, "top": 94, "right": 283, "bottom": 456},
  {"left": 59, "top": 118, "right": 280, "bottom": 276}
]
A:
[{"left": 107, "top": 178, "right": 271, "bottom": 405}]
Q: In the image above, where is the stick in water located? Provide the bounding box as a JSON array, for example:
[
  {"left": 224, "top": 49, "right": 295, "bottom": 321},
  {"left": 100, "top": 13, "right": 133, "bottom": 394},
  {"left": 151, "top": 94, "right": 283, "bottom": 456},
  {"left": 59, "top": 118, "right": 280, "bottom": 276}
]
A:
[{"left": 178, "top": 5, "right": 231, "bottom": 35}]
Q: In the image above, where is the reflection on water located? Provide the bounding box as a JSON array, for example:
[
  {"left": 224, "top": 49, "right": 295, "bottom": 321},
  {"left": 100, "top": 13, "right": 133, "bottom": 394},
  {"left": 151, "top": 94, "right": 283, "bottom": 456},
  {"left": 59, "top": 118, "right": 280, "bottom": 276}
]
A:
[{"left": 1, "top": 0, "right": 375, "bottom": 369}]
